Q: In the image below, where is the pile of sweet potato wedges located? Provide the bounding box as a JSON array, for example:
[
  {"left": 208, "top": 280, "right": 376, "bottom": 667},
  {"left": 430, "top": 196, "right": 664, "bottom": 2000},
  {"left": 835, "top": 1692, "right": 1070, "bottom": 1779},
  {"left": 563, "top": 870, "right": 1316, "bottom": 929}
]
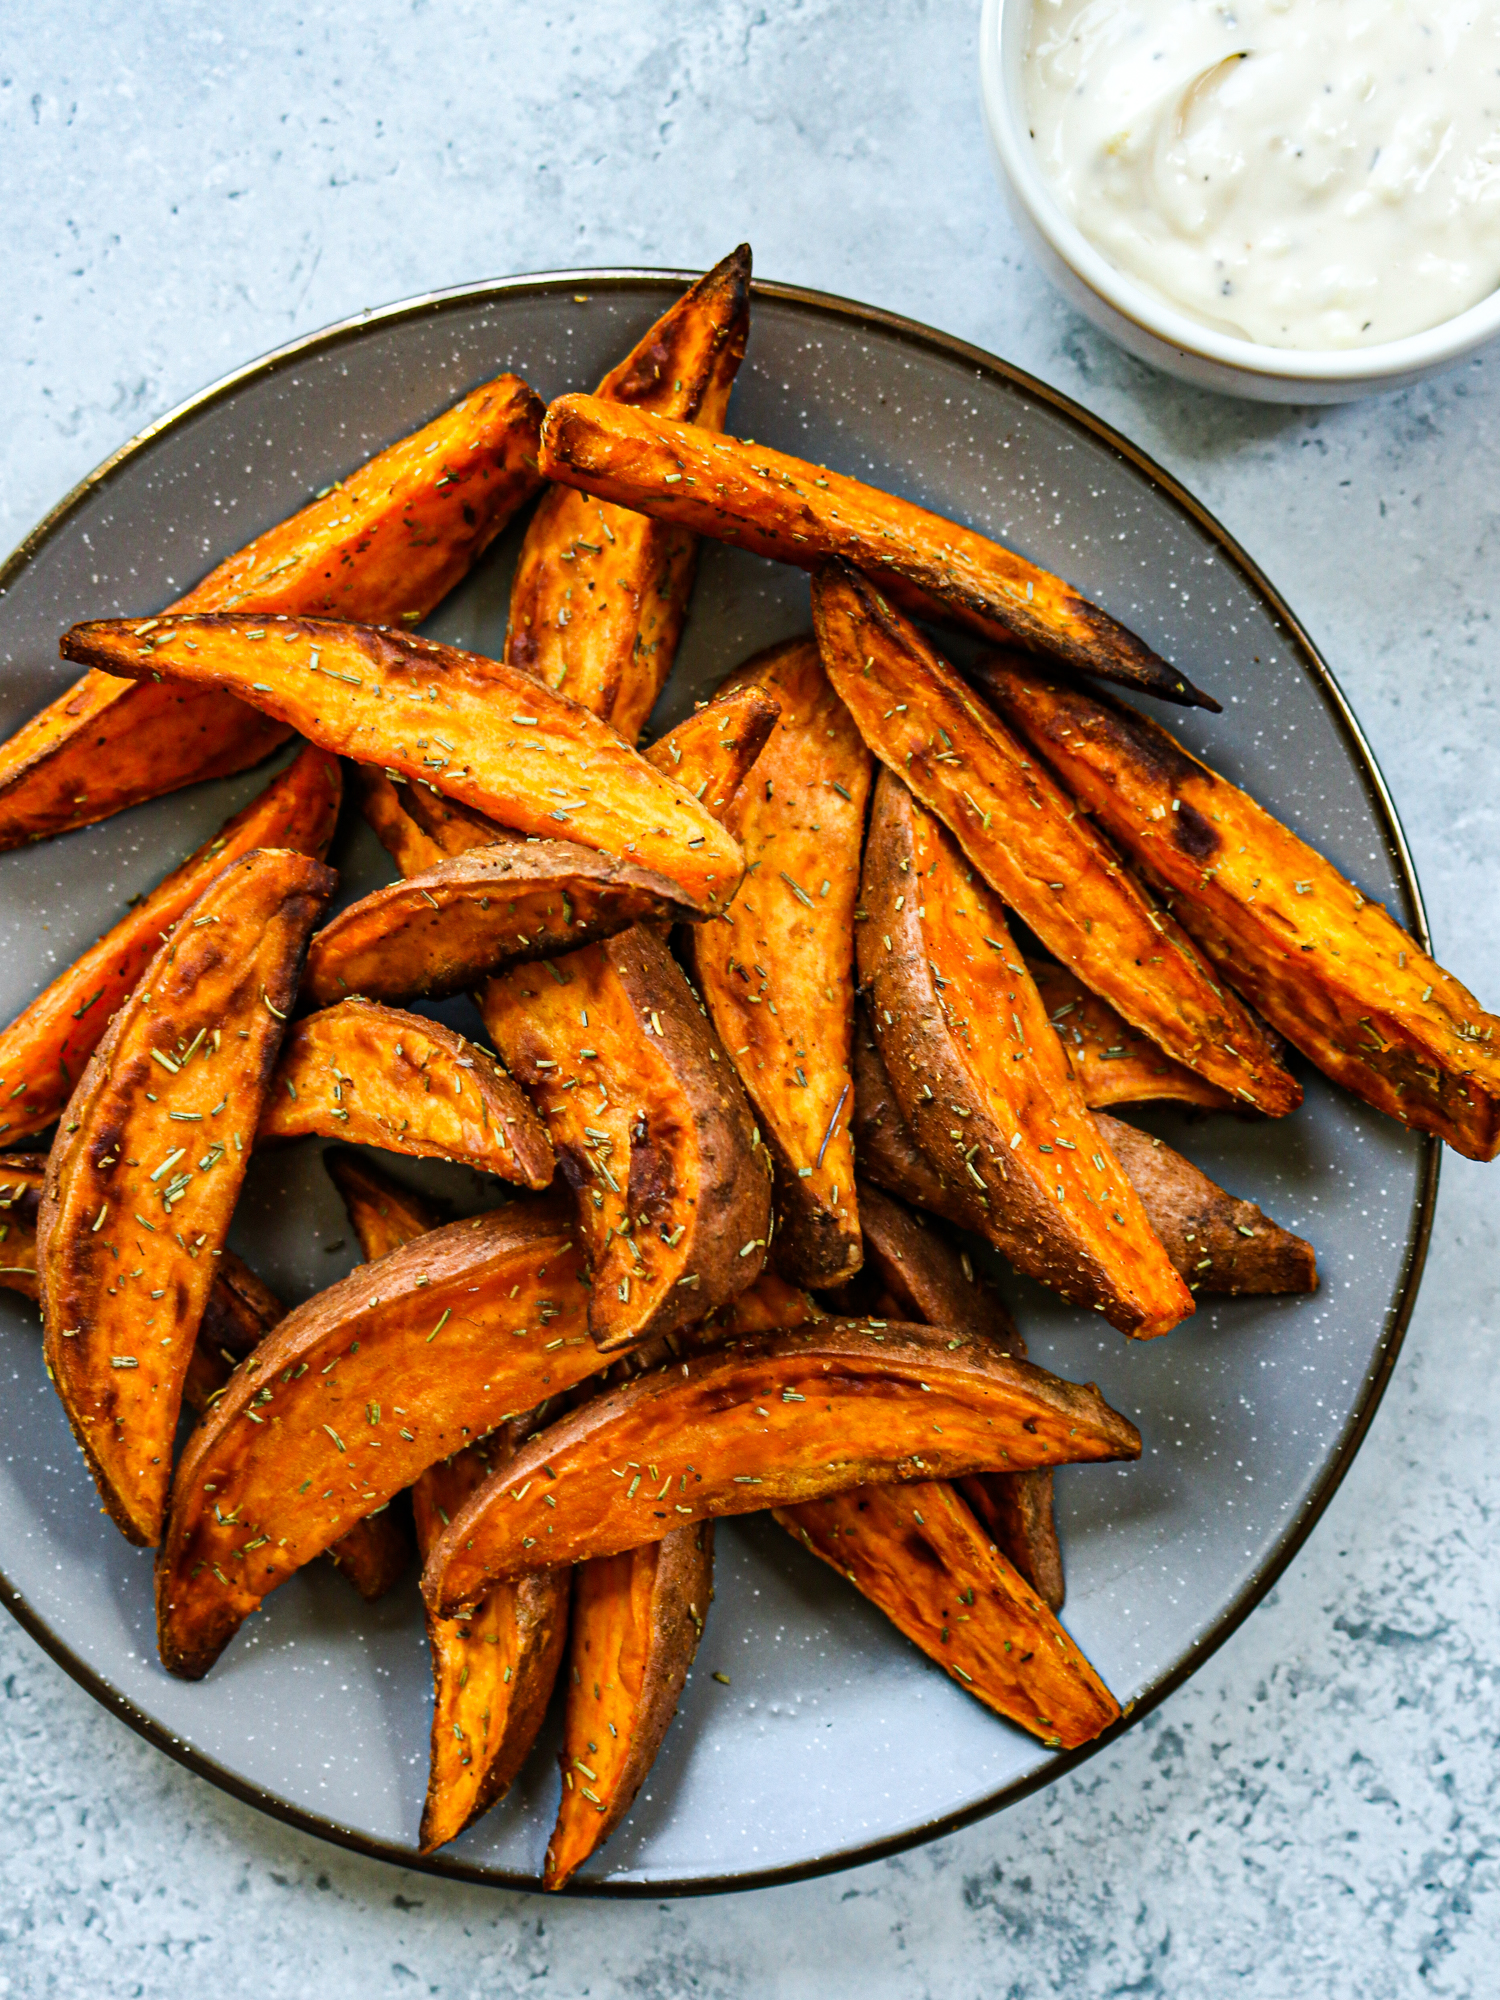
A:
[{"left": 4, "top": 247, "right": 1496, "bottom": 1884}]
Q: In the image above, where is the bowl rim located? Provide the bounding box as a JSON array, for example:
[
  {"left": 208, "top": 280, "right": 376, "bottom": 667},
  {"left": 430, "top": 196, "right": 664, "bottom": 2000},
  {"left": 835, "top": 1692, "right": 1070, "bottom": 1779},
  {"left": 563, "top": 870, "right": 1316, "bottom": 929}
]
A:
[{"left": 980, "top": 0, "right": 1500, "bottom": 384}]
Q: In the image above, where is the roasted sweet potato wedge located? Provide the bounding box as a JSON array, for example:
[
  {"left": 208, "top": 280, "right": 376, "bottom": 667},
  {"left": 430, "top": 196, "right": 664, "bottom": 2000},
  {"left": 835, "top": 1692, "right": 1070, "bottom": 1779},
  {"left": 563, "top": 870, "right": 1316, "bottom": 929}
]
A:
[
  {"left": 1093, "top": 1113, "right": 1317, "bottom": 1297},
  {"left": 259, "top": 999, "right": 554, "bottom": 1184},
  {"left": 356, "top": 767, "right": 447, "bottom": 876},
  {"left": 424, "top": 1319, "right": 1141, "bottom": 1605},
  {"left": 480, "top": 929, "right": 772, "bottom": 1352},
  {"left": 641, "top": 683, "right": 781, "bottom": 818},
  {"left": 61, "top": 617, "right": 745, "bottom": 915},
  {"left": 545, "top": 1521, "right": 712, "bottom": 1889},
  {"left": 775, "top": 1480, "right": 1115, "bottom": 1747},
  {"left": 956, "top": 1469, "right": 1065, "bottom": 1616},
  {"left": 302, "top": 841, "right": 701, "bottom": 1006},
  {"left": 978, "top": 657, "right": 1500, "bottom": 1159},
  {"left": 860, "top": 771, "right": 1192, "bottom": 1339},
  {"left": 814, "top": 565, "right": 1296, "bottom": 1117},
  {"left": 686, "top": 639, "right": 872, "bottom": 1287},
  {"left": 0, "top": 1155, "right": 48, "bottom": 1299},
  {"left": 326, "top": 1147, "right": 442, "bottom": 1258},
  {"left": 1028, "top": 958, "right": 1234, "bottom": 1113},
  {"left": 851, "top": 1004, "right": 972, "bottom": 1227},
  {"left": 0, "top": 375, "right": 544, "bottom": 848},
  {"left": 0, "top": 746, "right": 341, "bottom": 1146},
  {"left": 39, "top": 848, "right": 334, "bottom": 1544},
  {"left": 508, "top": 250, "right": 751, "bottom": 742},
  {"left": 155, "top": 1196, "right": 615, "bottom": 1678},
  {"left": 537, "top": 397, "right": 1213, "bottom": 708}
]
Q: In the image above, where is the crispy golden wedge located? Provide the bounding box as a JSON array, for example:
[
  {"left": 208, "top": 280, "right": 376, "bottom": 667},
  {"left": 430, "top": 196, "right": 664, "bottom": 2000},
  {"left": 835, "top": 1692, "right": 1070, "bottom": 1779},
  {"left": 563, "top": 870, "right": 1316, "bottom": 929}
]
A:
[
  {"left": 686, "top": 639, "right": 872, "bottom": 1287},
  {"left": 509, "top": 250, "right": 751, "bottom": 741},
  {"left": 860, "top": 772, "right": 1192, "bottom": 1339},
  {"left": 814, "top": 565, "right": 1296, "bottom": 1116},
  {"left": 1094, "top": 1113, "right": 1317, "bottom": 1297},
  {"left": 425, "top": 1319, "right": 1141, "bottom": 1604},
  {"left": 544, "top": 1521, "right": 712, "bottom": 1889},
  {"left": 641, "top": 683, "right": 781, "bottom": 817},
  {"left": 978, "top": 657, "right": 1500, "bottom": 1159},
  {"left": 775, "top": 1481, "right": 1115, "bottom": 1747},
  {"left": 155, "top": 1196, "right": 610, "bottom": 1678},
  {"left": 0, "top": 746, "right": 341, "bottom": 1146},
  {"left": 1028, "top": 958, "right": 1235, "bottom": 1113},
  {"left": 39, "top": 849, "right": 334, "bottom": 1544},
  {"left": 480, "top": 930, "right": 772, "bottom": 1352},
  {"left": 259, "top": 999, "right": 554, "bottom": 1185},
  {"left": 0, "top": 376, "right": 544, "bottom": 848},
  {"left": 61, "top": 617, "right": 745, "bottom": 915},
  {"left": 356, "top": 767, "right": 448, "bottom": 875},
  {"left": 303, "top": 842, "right": 701, "bottom": 1006},
  {"left": 537, "top": 397, "right": 1213, "bottom": 708}
]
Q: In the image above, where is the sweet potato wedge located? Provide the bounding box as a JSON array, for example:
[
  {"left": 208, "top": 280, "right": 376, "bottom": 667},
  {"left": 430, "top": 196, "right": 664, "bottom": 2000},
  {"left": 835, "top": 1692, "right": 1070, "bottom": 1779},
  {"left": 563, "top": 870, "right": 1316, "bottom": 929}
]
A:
[
  {"left": 641, "top": 682, "right": 781, "bottom": 818},
  {"left": 0, "top": 1155, "right": 49, "bottom": 1299},
  {"left": 537, "top": 397, "right": 1212, "bottom": 708},
  {"left": 302, "top": 841, "right": 701, "bottom": 1006},
  {"left": 814, "top": 565, "right": 1296, "bottom": 1117},
  {"left": 978, "top": 657, "right": 1500, "bottom": 1159},
  {"left": 851, "top": 1004, "right": 973, "bottom": 1227},
  {"left": 545, "top": 1521, "right": 712, "bottom": 1889},
  {"left": 258, "top": 999, "right": 554, "bottom": 1185},
  {"left": 424, "top": 1318, "right": 1141, "bottom": 1605},
  {"left": 356, "top": 767, "right": 447, "bottom": 876},
  {"left": 859, "top": 771, "right": 1192, "bottom": 1339},
  {"left": 775, "top": 1480, "right": 1114, "bottom": 1747},
  {"left": 325, "top": 1146, "right": 442, "bottom": 1259},
  {"left": 61, "top": 617, "right": 745, "bottom": 915},
  {"left": 155, "top": 1195, "right": 614, "bottom": 1679},
  {"left": 686, "top": 639, "right": 872, "bottom": 1287},
  {"left": 39, "top": 848, "right": 334, "bottom": 1544},
  {"left": 508, "top": 250, "right": 751, "bottom": 742},
  {"left": 0, "top": 375, "right": 544, "bottom": 848},
  {"left": 1028, "top": 958, "right": 1234, "bottom": 1113},
  {"left": 480, "top": 929, "right": 772, "bottom": 1352},
  {"left": 0, "top": 746, "right": 341, "bottom": 1146}
]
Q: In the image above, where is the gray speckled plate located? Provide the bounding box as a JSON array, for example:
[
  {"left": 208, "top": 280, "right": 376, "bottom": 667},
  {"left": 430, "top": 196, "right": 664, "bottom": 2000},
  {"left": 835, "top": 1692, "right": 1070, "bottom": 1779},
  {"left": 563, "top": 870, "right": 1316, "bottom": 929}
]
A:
[{"left": 0, "top": 275, "right": 1436, "bottom": 1894}]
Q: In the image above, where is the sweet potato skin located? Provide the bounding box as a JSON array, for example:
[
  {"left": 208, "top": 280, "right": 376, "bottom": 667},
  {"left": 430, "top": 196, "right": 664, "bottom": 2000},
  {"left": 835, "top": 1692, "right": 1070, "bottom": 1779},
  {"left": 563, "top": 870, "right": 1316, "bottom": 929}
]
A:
[
  {"left": 61, "top": 616, "right": 745, "bottom": 915},
  {"left": 687, "top": 639, "right": 872, "bottom": 1287},
  {"left": 259, "top": 999, "right": 554, "bottom": 1186},
  {"left": 39, "top": 848, "right": 335, "bottom": 1545},
  {"left": 979, "top": 657, "right": 1500, "bottom": 1159},
  {"left": 508, "top": 250, "right": 751, "bottom": 742},
  {"left": 957, "top": 1470, "right": 1065, "bottom": 1615},
  {"left": 1028, "top": 958, "right": 1234, "bottom": 1113},
  {"left": 0, "top": 375, "right": 544, "bottom": 848},
  {"left": 545, "top": 1522, "right": 712, "bottom": 1889},
  {"left": 0, "top": 746, "right": 341, "bottom": 1145},
  {"left": 852, "top": 1006, "right": 975, "bottom": 1228},
  {"left": 838, "top": 1179, "right": 1016, "bottom": 1350},
  {"left": 480, "top": 929, "right": 772, "bottom": 1352},
  {"left": 814, "top": 566, "right": 1296, "bottom": 1117},
  {"left": 425, "top": 1318, "right": 1141, "bottom": 1605},
  {"left": 537, "top": 397, "right": 1211, "bottom": 707},
  {"left": 775, "top": 1480, "right": 1114, "bottom": 1747},
  {"left": 302, "top": 841, "right": 700, "bottom": 1006},
  {"left": 155, "top": 1197, "right": 608, "bottom": 1679},
  {"left": 860, "top": 772, "right": 1192, "bottom": 1339}
]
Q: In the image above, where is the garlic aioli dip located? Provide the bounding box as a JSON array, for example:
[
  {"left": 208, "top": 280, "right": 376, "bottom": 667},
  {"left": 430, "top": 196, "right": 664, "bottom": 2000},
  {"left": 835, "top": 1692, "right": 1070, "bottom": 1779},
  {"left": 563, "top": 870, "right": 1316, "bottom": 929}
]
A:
[{"left": 1023, "top": 1, "right": 1500, "bottom": 348}]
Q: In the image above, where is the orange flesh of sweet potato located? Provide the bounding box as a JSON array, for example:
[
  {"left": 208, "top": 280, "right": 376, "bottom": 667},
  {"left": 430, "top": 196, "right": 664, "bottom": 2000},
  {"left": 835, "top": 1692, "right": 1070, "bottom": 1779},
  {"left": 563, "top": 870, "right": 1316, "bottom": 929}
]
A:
[
  {"left": 775, "top": 1480, "right": 1115, "bottom": 1747},
  {"left": 39, "top": 848, "right": 335, "bottom": 1545},
  {"left": 155, "top": 1197, "right": 613, "bottom": 1679},
  {"left": 537, "top": 397, "right": 1213, "bottom": 709},
  {"left": 302, "top": 841, "right": 701, "bottom": 1006},
  {"left": 356, "top": 767, "right": 448, "bottom": 875},
  {"left": 979, "top": 657, "right": 1500, "bottom": 1160},
  {"left": 859, "top": 772, "right": 1193, "bottom": 1339},
  {"left": 425, "top": 1318, "right": 1141, "bottom": 1605},
  {"left": 508, "top": 250, "right": 751, "bottom": 743},
  {"left": 480, "top": 930, "right": 772, "bottom": 1352},
  {"left": 814, "top": 566, "right": 1297, "bottom": 1117},
  {"left": 545, "top": 1521, "right": 712, "bottom": 1890},
  {"left": 325, "top": 1147, "right": 442, "bottom": 1259},
  {"left": 258, "top": 999, "right": 554, "bottom": 1185},
  {"left": 0, "top": 376, "right": 544, "bottom": 849},
  {"left": 641, "top": 682, "right": 781, "bottom": 817},
  {"left": 0, "top": 746, "right": 341, "bottom": 1146},
  {"left": 687, "top": 639, "right": 872, "bottom": 1287},
  {"left": 1027, "top": 958, "right": 1235, "bottom": 1113},
  {"left": 957, "top": 1470, "right": 1066, "bottom": 1616},
  {"left": 61, "top": 616, "right": 745, "bottom": 915}
]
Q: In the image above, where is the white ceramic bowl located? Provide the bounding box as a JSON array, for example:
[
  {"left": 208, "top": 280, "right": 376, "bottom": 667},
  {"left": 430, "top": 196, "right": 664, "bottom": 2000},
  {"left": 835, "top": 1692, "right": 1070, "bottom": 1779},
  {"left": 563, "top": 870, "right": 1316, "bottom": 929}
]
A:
[{"left": 980, "top": 0, "right": 1500, "bottom": 402}]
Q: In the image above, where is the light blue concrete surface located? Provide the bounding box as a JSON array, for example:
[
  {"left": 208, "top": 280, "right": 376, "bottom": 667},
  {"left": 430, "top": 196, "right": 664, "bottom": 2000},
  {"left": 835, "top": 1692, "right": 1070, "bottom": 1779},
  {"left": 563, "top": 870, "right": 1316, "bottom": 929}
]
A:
[{"left": 2, "top": 3, "right": 1498, "bottom": 1993}]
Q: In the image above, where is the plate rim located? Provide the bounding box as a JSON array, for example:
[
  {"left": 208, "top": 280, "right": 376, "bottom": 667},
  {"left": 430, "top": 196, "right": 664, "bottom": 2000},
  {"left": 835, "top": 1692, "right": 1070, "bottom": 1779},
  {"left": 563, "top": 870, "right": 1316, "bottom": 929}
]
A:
[{"left": 0, "top": 268, "right": 1441, "bottom": 1898}]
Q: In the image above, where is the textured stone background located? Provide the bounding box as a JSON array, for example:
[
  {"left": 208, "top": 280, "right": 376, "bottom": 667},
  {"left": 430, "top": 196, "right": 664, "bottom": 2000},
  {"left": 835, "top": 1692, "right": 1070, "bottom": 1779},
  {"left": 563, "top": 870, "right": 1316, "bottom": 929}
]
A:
[{"left": 2, "top": 3, "right": 1498, "bottom": 1993}]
